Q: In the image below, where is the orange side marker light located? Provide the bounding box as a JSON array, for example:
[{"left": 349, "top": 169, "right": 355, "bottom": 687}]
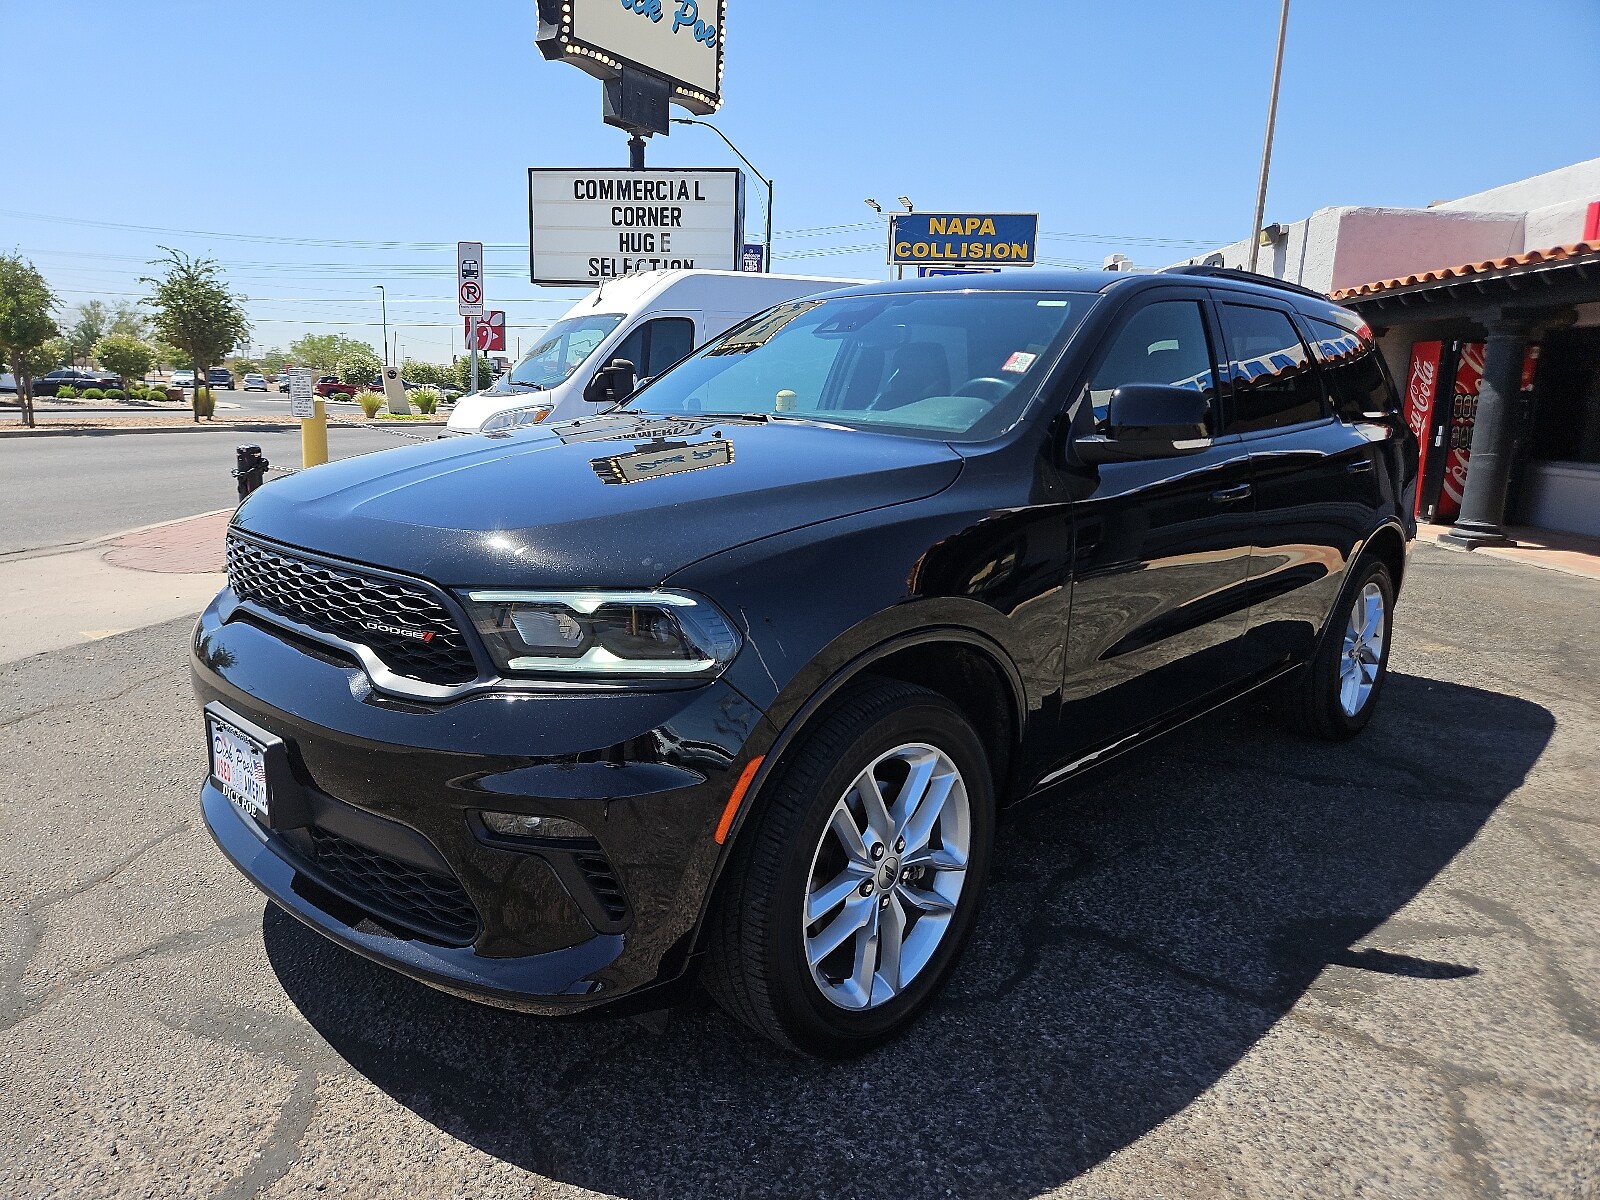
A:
[{"left": 713, "top": 756, "right": 766, "bottom": 845}]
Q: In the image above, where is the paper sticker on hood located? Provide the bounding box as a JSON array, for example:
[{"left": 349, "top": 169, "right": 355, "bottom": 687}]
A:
[{"left": 594, "top": 438, "right": 734, "bottom": 485}]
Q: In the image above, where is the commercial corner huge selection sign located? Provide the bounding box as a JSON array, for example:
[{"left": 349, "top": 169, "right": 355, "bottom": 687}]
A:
[
  {"left": 529, "top": 167, "right": 743, "bottom": 286},
  {"left": 537, "top": 0, "right": 726, "bottom": 114}
]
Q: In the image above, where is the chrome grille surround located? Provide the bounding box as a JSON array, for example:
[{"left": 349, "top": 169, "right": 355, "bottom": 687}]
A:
[{"left": 225, "top": 531, "right": 480, "bottom": 691}]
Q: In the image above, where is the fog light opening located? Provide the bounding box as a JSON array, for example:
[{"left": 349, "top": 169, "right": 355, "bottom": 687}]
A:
[{"left": 480, "top": 811, "right": 592, "bottom": 841}]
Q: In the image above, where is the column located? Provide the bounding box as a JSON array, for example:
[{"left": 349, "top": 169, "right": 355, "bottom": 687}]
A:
[{"left": 1441, "top": 318, "right": 1529, "bottom": 549}]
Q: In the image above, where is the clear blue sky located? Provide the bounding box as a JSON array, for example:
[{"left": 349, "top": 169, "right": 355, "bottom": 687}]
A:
[{"left": 5, "top": 0, "right": 1597, "bottom": 364}]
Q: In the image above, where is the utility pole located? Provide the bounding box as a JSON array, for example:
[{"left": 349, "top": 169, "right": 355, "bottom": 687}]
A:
[
  {"left": 1247, "top": 0, "right": 1291, "bottom": 274},
  {"left": 373, "top": 285, "right": 389, "bottom": 365}
]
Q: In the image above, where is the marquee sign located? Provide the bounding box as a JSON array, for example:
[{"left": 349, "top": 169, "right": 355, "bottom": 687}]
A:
[
  {"left": 528, "top": 166, "right": 744, "bottom": 286},
  {"left": 536, "top": 0, "right": 726, "bottom": 115}
]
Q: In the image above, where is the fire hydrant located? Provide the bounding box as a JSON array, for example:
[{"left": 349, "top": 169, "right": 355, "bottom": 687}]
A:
[{"left": 234, "top": 444, "right": 269, "bottom": 500}]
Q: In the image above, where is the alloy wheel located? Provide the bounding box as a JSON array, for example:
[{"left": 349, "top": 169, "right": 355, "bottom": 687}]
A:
[
  {"left": 1339, "top": 580, "right": 1386, "bottom": 716},
  {"left": 801, "top": 742, "right": 971, "bottom": 1011}
]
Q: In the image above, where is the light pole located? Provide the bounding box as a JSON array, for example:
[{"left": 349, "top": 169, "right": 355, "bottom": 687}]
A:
[
  {"left": 672, "top": 117, "right": 774, "bottom": 271},
  {"left": 1246, "top": 0, "right": 1291, "bottom": 274},
  {"left": 373, "top": 285, "right": 389, "bottom": 365},
  {"left": 867, "top": 197, "right": 916, "bottom": 280}
]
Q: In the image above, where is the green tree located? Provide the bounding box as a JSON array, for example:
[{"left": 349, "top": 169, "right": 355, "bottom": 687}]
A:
[
  {"left": 92, "top": 333, "right": 155, "bottom": 389},
  {"left": 67, "top": 299, "right": 109, "bottom": 365},
  {"left": 142, "top": 248, "right": 250, "bottom": 396},
  {"left": 107, "top": 301, "right": 149, "bottom": 339},
  {"left": 336, "top": 345, "right": 383, "bottom": 388},
  {"left": 0, "top": 253, "right": 59, "bottom": 427},
  {"left": 150, "top": 338, "right": 187, "bottom": 370},
  {"left": 289, "top": 332, "right": 370, "bottom": 375},
  {"left": 401, "top": 358, "right": 446, "bottom": 387},
  {"left": 258, "top": 347, "right": 288, "bottom": 376}
]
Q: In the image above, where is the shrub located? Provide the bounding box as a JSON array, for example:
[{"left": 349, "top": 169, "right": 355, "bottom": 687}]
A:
[
  {"left": 411, "top": 387, "right": 441, "bottom": 415},
  {"left": 192, "top": 387, "right": 216, "bottom": 421},
  {"left": 358, "top": 390, "right": 384, "bottom": 418},
  {"left": 81, "top": 387, "right": 106, "bottom": 400},
  {"left": 56, "top": 385, "right": 78, "bottom": 399},
  {"left": 104, "top": 388, "right": 124, "bottom": 400}
]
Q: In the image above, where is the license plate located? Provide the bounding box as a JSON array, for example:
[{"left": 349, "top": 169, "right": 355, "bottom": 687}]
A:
[{"left": 209, "top": 716, "right": 270, "bottom": 824}]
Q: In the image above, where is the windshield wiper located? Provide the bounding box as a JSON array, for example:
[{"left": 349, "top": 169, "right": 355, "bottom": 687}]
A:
[
  {"left": 504, "top": 381, "right": 544, "bottom": 391},
  {"left": 695, "top": 411, "right": 853, "bottom": 430}
]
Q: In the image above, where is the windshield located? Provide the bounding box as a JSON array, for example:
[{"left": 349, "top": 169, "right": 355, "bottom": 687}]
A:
[
  {"left": 509, "top": 313, "right": 627, "bottom": 389},
  {"left": 623, "top": 291, "right": 1094, "bottom": 440}
]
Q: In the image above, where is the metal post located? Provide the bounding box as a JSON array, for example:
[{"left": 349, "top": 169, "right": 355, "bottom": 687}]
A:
[
  {"left": 1440, "top": 319, "right": 1530, "bottom": 549},
  {"left": 671, "top": 118, "right": 775, "bottom": 270},
  {"left": 374, "top": 285, "right": 389, "bottom": 365},
  {"left": 1246, "top": 0, "right": 1291, "bottom": 274},
  {"left": 470, "top": 317, "right": 480, "bottom": 395},
  {"left": 301, "top": 399, "right": 328, "bottom": 468},
  {"left": 629, "top": 134, "right": 646, "bottom": 171}
]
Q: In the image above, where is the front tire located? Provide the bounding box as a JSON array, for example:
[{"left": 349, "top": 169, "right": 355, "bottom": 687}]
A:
[
  {"left": 705, "top": 680, "right": 994, "bottom": 1057},
  {"left": 1279, "top": 558, "right": 1395, "bottom": 740}
]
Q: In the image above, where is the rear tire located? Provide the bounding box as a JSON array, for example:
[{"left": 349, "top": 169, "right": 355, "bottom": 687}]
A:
[
  {"left": 1278, "top": 558, "right": 1395, "bottom": 740},
  {"left": 705, "top": 679, "right": 994, "bottom": 1057}
]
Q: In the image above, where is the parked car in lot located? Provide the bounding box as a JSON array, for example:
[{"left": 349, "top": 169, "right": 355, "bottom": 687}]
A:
[
  {"left": 314, "top": 376, "right": 357, "bottom": 399},
  {"left": 0, "top": 372, "right": 15, "bottom": 393},
  {"left": 242, "top": 373, "right": 268, "bottom": 392},
  {"left": 170, "top": 370, "right": 196, "bottom": 390},
  {"left": 31, "top": 368, "right": 123, "bottom": 396},
  {"left": 195, "top": 267, "right": 1416, "bottom": 1056},
  {"left": 208, "top": 368, "right": 235, "bottom": 391}
]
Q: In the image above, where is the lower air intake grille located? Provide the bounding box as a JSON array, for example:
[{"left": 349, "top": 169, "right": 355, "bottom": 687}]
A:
[
  {"left": 226, "top": 533, "right": 478, "bottom": 686},
  {"left": 307, "top": 828, "right": 480, "bottom": 944},
  {"left": 575, "top": 853, "right": 629, "bottom": 923}
]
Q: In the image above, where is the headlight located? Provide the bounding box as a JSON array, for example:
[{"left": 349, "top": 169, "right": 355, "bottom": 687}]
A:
[
  {"left": 479, "top": 403, "right": 553, "bottom": 433},
  {"left": 459, "top": 589, "right": 740, "bottom": 680}
]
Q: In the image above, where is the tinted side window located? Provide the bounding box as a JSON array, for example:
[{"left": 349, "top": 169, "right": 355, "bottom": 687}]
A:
[
  {"left": 1306, "top": 316, "right": 1395, "bottom": 421},
  {"left": 1088, "top": 300, "right": 1218, "bottom": 430},
  {"left": 1217, "top": 304, "right": 1326, "bottom": 434},
  {"left": 644, "top": 317, "right": 695, "bottom": 376}
]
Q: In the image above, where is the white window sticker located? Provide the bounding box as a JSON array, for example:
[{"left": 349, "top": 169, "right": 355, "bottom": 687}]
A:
[{"left": 1002, "top": 351, "right": 1038, "bottom": 374}]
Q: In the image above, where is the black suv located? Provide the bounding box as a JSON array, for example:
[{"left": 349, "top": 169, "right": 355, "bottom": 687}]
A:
[{"left": 194, "top": 268, "right": 1415, "bottom": 1056}]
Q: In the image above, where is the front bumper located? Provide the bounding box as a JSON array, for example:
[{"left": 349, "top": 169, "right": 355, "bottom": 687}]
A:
[{"left": 193, "top": 593, "right": 772, "bottom": 1015}]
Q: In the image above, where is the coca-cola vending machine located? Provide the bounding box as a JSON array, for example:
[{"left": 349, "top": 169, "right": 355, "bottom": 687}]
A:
[{"left": 1403, "top": 340, "right": 1540, "bottom": 523}]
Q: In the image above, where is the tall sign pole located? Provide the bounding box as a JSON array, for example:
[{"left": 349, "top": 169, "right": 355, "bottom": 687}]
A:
[
  {"left": 1247, "top": 0, "right": 1291, "bottom": 274},
  {"left": 457, "top": 241, "right": 485, "bottom": 395}
]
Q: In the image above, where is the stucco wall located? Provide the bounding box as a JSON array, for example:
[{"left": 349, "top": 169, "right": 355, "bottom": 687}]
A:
[
  {"left": 1329, "top": 208, "right": 1524, "bottom": 290},
  {"left": 1432, "top": 157, "right": 1600, "bottom": 216}
]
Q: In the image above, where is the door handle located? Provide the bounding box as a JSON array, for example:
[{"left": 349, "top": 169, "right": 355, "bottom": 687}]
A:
[
  {"left": 1210, "top": 483, "right": 1253, "bottom": 503},
  {"left": 1346, "top": 459, "right": 1375, "bottom": 474}
]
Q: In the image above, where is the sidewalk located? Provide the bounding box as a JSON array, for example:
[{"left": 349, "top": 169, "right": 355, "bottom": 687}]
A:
[
  {"left": 0, "top": 510, "right": 231, "bottom": 665},
  {"left": 1417, "top": 522, "right": 1600, "bottom": 582}
]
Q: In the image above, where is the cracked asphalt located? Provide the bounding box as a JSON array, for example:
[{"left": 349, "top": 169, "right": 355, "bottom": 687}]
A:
[{"left": 1, "top": 542, "right": 1596, "bottom": 1199}]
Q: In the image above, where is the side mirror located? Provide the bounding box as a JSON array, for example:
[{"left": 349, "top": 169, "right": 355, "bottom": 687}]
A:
[
  {"left": 1074, "top": 383, "right": 1211, "bottom": 464},
  {"left": 584, "top": 358, "right": 636, "bottom": 405}
]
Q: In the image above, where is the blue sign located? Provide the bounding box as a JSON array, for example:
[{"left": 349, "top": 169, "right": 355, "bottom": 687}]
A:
[
  {"left": 741, "top": 243, "right": 766, "bottom": 273},
  {"left": 917, "top": 266, "right": 1002, "bottom": 278},
  {"left": 890, "top": 212, "right": 1038, "bottom": 267}
]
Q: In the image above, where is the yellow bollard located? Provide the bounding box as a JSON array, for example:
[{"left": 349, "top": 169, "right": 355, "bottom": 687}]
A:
[{"left": 301, "top": 398, "right": 329, "bottom": 468}]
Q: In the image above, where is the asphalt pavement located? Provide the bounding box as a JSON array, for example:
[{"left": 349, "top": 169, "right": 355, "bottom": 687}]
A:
[
  {"left": 0, "top": 419, "right": 412, "bottom": 555},
  {"left": 0, "top": 543, "right": 1595, "bottom": 1199}
]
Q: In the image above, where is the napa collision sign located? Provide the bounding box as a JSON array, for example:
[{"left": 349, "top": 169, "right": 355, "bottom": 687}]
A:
[
  {"left": 528, "top": 167, "right": 744, "bottom": 286},
  {"left": 536, "top": 0, "right": 726, "bottom": 115},
  {"left": 889, "top": 212, "right": 1039, "bottom": 268}
]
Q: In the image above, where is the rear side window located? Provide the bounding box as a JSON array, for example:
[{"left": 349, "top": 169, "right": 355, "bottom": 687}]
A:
[
  {"left": 1087, "top": 300, "right": 1219, "bottom": 429},
  {"left": 1306, "top": 316, "right": 1395, "bottom": 421},
  {"left": 1218, "top": 303, "right": 1326, "bottom": 434}
]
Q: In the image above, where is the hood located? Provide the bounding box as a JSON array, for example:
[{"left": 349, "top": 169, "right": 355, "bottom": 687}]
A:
[{"left": 233, "top": 412, "right": 963, "bottom": 588}]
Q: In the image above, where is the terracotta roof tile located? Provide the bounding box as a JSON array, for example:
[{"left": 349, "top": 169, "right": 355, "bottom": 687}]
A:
[{"left": 1331, "top": 240, "right": 1600, "bottom": 300}]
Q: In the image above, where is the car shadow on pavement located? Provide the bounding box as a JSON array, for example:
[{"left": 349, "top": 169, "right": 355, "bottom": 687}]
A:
[{"left": 266, "top": 671, "right": 1553, "bottom": 1199}]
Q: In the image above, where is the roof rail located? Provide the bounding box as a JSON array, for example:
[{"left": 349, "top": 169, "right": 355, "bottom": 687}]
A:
[{"left": 1160, "top": 264, "right": 1329, "bottom": 300}]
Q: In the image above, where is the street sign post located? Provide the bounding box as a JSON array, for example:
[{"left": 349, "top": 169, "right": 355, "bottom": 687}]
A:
[
  {"left": 285, "top": 368, "right": 326, "bottom": 468},
  {"left": 888, "top": 213, "right": 1039, "bottom": 269},
  {"left": 527, "top": 167, "right": 743, "bottom": 286},
  {"left": 741, "top": 243, "right": 765, "bottom": 273},
  {"left": 465, "top": 311, "right": 507, "bottom": 353},
  {"left": 458, "top": 241, "right": 485, "bottom": 394}
]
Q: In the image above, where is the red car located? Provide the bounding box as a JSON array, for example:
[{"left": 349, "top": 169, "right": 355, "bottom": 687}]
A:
[{"left": 314, "top": 376, "right": 358, "bottom": 399}]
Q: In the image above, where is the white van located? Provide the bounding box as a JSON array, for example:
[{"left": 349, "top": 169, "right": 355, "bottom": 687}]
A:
[{"left": 446, "top": 270, "right": 865, "bottom": 434}]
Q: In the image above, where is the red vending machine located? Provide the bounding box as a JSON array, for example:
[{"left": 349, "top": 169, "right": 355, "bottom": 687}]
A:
[{"left": 1403, "top": 340, "right": 1540, "bottom": 523}]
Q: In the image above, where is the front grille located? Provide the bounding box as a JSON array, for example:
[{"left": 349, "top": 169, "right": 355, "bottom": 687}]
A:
[
  {"left": 226, "top": 533, "right": 478, "bottom": 686},
  {"left": 307, "top": 827, "right": 480, "bottom": 944}
]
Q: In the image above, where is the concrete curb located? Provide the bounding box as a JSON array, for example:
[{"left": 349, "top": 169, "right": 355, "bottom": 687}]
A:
[{"left": 0, "top": 421, "right": 448, "bottom": 440}]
